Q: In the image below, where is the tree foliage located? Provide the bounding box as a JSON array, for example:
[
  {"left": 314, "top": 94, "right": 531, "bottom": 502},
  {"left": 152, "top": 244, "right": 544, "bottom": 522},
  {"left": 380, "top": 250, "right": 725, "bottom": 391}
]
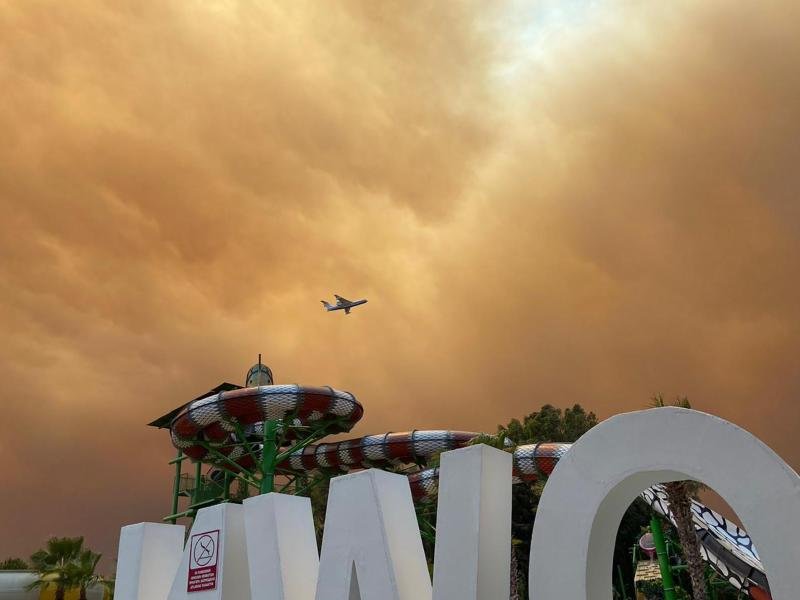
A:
[
  {"left": 0, "top": 557, "right": 28, "bottom": 570},
  {"left": 500, "top": 403, "right": 598, "bottom": 444},
  {"left": 65, "top": 549, "right": 103, "bottom": 600},
  {"left": 614, "top": 498, "right": 652, "bottom": 597},
  {"left": 467, "top": 404, "right": 605, "bottom": 598},
  {"left": 27, "top": 537, "right": 107, "bottom": 600}
]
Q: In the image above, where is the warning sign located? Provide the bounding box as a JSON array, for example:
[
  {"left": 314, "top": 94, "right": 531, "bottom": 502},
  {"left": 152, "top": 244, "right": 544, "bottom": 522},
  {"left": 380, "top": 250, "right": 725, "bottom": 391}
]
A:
[{"left": 187, "top": 530, "right": 219, "bottom": 592}]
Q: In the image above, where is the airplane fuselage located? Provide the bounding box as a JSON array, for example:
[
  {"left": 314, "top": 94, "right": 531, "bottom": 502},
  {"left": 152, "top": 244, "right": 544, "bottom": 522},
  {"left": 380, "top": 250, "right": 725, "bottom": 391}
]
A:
[
  {"left": 327, "top": 300, "right": 367, "bottom": 311},
  {"left": 321, "top": 296, "right": 368, "bottom": 314}
]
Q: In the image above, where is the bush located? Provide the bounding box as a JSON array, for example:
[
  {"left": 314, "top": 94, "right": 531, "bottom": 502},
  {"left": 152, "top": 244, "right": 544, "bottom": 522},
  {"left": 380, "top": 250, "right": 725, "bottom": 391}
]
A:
[
  {"left": 0, "top": 557, "right": 28, "bottom": 570},
  {"left": 638, "top": 580, "right": 665, "bottom": 599}
]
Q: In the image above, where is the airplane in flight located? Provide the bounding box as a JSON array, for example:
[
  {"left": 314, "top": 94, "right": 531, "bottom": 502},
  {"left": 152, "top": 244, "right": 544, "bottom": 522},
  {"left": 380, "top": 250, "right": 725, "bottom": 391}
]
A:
[{"left": 321, "top": 294, "right": 368, "bottom": 315}]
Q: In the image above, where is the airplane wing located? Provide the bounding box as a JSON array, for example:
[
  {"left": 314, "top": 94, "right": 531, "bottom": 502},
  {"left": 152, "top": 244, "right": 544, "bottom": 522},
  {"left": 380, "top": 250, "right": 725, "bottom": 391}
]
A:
[
  {"left": 344, "top": 306, "right": 351, "bottom": 314},
  {"left": 334, "top": 294, "right": 351, "bottom": 304}
]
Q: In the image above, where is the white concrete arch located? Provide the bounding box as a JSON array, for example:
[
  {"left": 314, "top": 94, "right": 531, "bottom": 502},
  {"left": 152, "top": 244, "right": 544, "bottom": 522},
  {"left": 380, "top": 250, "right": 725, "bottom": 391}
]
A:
[{"left": 529, "top": 407, "right": 800, "bottom": 600}]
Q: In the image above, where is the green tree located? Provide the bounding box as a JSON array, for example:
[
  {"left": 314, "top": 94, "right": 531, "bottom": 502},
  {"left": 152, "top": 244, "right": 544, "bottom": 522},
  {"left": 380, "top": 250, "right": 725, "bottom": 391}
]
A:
[
  {"left": 474, "top": 404, "right": 653, "bottom": 599},
  {"left": 614, "top": 498, "right": 652, "bottom": 597},
  {"left": 105, "top": 577, "right": 115, "bottom": 600},
  {"left": 27, "top": 537, "right": 86, "bottom": 600},
  {"left": 472, "top": 404, "right": 604, "bottom": 599},
  {"left": 500, "top": 403, "right": 598, "bottom": 443},
  {"left": 299, "top": 472, "right": 334, "bottom": 549},
  {"left": 62, "top": 549, "right": 103, "bottom": 600},
  {"left": 650, "top": 395, "right": 707, "bottom": 600},
  {"left": 0, "top": 557, "right": 28, "bottom": 569}
]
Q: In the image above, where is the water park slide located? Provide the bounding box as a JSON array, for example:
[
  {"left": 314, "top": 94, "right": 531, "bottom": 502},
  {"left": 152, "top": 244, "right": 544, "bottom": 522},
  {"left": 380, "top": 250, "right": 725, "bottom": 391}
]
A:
[
  {"left": 166, "top": 383, "right": 770, "bottom": 598},
  {"left": 642, "top": 486, "right": 768, "bottom": 596}
]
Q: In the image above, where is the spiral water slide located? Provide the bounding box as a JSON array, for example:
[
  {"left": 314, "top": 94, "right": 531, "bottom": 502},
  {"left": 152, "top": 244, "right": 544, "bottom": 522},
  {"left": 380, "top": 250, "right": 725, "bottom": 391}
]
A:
[{"left": 168, "top": 384, "right": 770, "bottom": 598}]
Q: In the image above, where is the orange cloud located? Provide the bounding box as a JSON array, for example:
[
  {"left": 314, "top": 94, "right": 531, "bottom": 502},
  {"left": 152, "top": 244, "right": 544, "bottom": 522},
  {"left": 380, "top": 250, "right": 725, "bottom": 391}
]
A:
[{"left": 1, "top": 0, "right": 798, "bottom": 569}]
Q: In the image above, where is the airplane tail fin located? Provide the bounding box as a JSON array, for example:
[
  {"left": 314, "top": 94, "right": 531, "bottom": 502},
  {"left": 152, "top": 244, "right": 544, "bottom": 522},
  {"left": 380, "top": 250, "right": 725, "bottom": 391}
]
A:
[{"left": 321, "top": 300, "right": 333, "bottom": 310}]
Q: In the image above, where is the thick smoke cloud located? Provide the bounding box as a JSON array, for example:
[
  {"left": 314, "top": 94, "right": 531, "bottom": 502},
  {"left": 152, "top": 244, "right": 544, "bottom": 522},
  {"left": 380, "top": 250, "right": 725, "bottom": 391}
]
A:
[{"left": 1, "top": 0, "right": 798, "bottom": 568}]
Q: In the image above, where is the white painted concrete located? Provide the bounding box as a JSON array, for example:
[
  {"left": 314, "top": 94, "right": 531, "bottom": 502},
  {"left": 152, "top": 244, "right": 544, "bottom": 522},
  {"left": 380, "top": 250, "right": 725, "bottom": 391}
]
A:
[
  {"left": 115, "top": 522, "right": 185, "bottom": 600},
  {"left": 0, "top": 571, "right": 41, "bottom": 600},
  {"left": 168, "top": 503, "right": 251, "bottom": 600},
  {"left": 530, "top": 407, "right": 800, "bottom": 600},
  {"left": 432, "top": 444, "right": 512, "bottom": 600},
  {"left": 244, "top": 493, "right": 319, "bottom": 600},
  {"left": 315, "top": 469, "right": 431, "bottom": 600}
]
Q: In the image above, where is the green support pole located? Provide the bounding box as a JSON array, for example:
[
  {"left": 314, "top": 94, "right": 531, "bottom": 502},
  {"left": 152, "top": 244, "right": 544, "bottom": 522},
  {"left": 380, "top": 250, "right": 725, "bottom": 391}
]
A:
[
  {"left": 260, "top": 420, "right": 279, "bottom": 494},
  {"left": 170, "top": 451, "right": 183, "bottom": 524},
  {"left": 650, "top": 516, "right": 678, "bottom": 600},
  {"left": 617, "top": 564, "right": 628, "bottom": 600},
  {"left": 193, "top": 461, "right": 203, "bottom": 506}
]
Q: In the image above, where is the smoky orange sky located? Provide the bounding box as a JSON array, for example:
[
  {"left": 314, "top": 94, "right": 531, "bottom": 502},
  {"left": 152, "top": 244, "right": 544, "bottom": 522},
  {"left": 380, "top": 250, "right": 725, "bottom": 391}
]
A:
[{"left": 1, "top": 0, "right": 799, "bottom": 573}]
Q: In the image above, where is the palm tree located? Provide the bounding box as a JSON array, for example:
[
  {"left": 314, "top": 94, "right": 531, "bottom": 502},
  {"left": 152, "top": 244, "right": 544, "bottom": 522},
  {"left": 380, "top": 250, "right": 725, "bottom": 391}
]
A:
[
  {"left": 27, "top": 537, "right": 85, "bottom": 600},
  {"left": 103, "top": 575, "right": 115, "bottom": 600},
  {"left": 650, "top": 395, "right": 707, "bottom": 600},
  {"left": 63, "top": 549, "right": 103, "bottom": 600}
]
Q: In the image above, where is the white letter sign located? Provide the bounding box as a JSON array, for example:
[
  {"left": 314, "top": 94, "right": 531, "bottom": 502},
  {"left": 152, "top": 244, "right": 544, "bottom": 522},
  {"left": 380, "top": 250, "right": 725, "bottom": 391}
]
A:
[{"left": 530, "top": 408, "right": 800, "bottom": 600}]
